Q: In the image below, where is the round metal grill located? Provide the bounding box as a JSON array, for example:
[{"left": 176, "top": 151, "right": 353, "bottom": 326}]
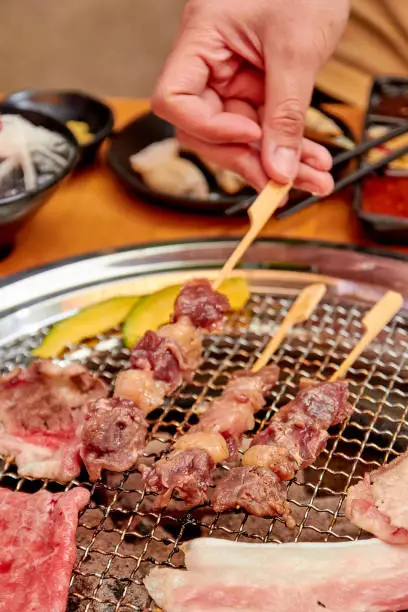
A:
[{"left": 1, "top": 287, "right": 408, "bottom": 611}]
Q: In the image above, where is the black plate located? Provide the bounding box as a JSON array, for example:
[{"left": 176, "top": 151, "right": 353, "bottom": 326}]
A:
[
  {"left": 3, "top": 89, "right": 114, "bottom": 167},
  {"left": 107, "top": 110, "right": 355, "bottom": 216}
]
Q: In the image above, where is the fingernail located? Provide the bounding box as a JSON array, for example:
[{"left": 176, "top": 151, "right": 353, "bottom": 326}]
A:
[{"left": 272, "top": 147, "right": 298, "bottom": 179}]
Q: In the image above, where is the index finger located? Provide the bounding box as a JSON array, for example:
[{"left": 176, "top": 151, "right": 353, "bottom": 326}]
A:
[{"left": 152, "top": 33, "right": 261, "bottom": 144}]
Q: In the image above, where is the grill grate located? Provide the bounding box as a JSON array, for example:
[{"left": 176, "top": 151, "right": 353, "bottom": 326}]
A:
[{"left": 1, "top": 291, "right": 408, "bottom": 611}]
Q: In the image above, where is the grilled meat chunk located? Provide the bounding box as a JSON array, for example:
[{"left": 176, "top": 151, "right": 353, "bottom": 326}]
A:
[
  {"left": 140, "top": 448, "right": 215, "bottom": 509},
  {"left": 212, "top": 466, "right": 294, "bottom": 526},
  {"left": 0, "top": 360, "right": 107, "bottom": 481},
  {"left": 80, "top": 397, "right": 148, "bottom": 481},
  {"left": 172, "top": 278, "right": 230, "bottom": 331}
]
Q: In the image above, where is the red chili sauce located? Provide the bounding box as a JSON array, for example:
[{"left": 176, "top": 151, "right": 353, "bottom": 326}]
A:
[{"left": 362, "top": 176, "right": 408, "bottom": 219}]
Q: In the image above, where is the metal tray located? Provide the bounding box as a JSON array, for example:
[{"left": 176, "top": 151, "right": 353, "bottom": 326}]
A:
[{"left": 1, "top": 238, "right": 408, "bottom": 612}]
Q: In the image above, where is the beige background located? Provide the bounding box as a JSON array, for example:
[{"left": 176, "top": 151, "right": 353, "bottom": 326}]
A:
[
  {"left": 2, "top": 0, "right": 407, "bottom": 107},
  {"left": 1, "top": 0, "right": 186, "bottom": 98}
]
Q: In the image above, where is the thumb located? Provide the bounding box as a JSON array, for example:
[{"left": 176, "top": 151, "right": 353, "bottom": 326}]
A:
[{"left": 262, "top": 53, "right": 315, "bottom": 184}]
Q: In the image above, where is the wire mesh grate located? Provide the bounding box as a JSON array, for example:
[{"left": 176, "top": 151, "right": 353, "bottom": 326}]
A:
[{"left": 1, "top": 291, "right": 408, "bottom": 611}]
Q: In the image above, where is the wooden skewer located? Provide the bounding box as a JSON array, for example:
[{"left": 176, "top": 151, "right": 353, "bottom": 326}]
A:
[
  {"left": 330, "top": 290, "right": 404, "bottom": 382},
  {"left": 252, "top": 283, "right": 327, "bottom": 373},
  {"left": 213, "top": 181, "right": 292, "bottom": 290}
]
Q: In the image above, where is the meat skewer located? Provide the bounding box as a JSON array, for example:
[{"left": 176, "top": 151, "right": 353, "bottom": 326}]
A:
[
  {"left": 140, "top": 284, "right": 326, "bottom": 511},
  {"left": 140, "top": 365, "right": 280, "bottom": 509},
  {"left": 212, "top": 380, "right": 352, "bottom": 524},
  {"left": 80, "top": 279, "right": 230, "bottom": 481},
  {"left": 113, "top": 278, "right": 229, "bottom": 413},
  {"left": 213, "top": 290, "right": 403, "bottom": 524}
]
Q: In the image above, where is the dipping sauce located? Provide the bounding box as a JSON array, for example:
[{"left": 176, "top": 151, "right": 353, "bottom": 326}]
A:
[
  {"left": 374, "top": 94, "right": 408, "bottom": 119},
  {"left": 362, "top": 176, "right": 408, "bottom": 219}
]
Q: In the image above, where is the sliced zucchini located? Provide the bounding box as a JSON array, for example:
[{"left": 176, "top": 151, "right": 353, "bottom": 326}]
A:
[
  {"left": 32, "top": 295, "right": 141, "bottom": 358},
  {"left": 220, "top": 277, "right": 250, "bottom": 311},
  {"left": 122, "top": 284, "right": 181, "bottom": 349},
  {"left": 122, "top": 277, "right": 250, "bottom": 348}
]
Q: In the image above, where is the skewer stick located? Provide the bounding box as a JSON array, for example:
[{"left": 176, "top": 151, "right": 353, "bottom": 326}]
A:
[
  {"left": 213, "top": 181, "right": 292, "bottom": 290},
  {"left": 252, "top": 283, "right": 327, "bottom": 373},
  {"left": 330, "top": 290, "right": 404, "bottom": 382}
]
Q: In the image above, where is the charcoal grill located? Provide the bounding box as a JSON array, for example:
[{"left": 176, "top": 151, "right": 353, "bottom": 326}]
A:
[{"left": 1, "top": 238, "right": 408, "bottom": 612}]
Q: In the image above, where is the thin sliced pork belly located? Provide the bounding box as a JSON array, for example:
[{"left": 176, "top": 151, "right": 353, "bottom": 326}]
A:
[
  {"left": 0, "top": 361, "right": 108, "bottom": 481},
  {"left": 145, "top": 538, "right": 408, "bottom": 612},
  {"left": 0, "top": 486, "right": 89, "bottom": 612},
  {"left": 345, "top": 450, "right": 408, "bottom": 543}
]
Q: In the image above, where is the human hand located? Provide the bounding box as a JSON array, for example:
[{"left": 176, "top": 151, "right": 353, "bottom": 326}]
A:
[{"left": 152, "top": 0, "right": 349, "bottom": 194}]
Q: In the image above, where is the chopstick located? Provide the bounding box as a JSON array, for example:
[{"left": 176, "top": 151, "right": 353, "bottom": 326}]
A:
[
  {"left": 276, "top": 141, "right": 408, "bottom": 220},
  {"left": 225, "top": 122, "right": 408, "bottom": 218}
]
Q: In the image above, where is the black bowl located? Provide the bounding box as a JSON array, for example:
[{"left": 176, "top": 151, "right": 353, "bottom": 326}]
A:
[
  {"left": 3, "top": 90, "right": 114, "bottom": 167},
  {"left": 0, "top": 104, "right": 79, "bottom": 253},
  {"left": 107, "top": 111, "right": 355, "bottom": 216}
]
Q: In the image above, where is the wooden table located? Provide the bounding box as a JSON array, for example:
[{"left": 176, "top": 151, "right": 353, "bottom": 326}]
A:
[{"left": 0, "top": 98, "right": 406, "bottom": 279}]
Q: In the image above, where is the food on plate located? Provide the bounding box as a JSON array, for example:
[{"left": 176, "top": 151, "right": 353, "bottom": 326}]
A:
[
  {"left": 130, "top": 138, "right": 209, "bottom": 198},
  {"left": 80, "top": 397, "right": 148, "bottom": 481},
  {"left": 117, "top": 279, "right": 229, "bottom": 412},
  {"left": 129, "top": 138, "right": 180, "bottom": 172},
  {"left": 32, "top": 295, "right": 141, "bottom": 358},
  {"left": 0, "top": 360, "right": 108, "bottom": 481},
  {"left": 145, "top": 537, "right": 408, "bottom": 612},
  {"left": 122, "top": 277, "right": 249, "bottom": 348},
  {"left": 140, "top": 365, "right": 280, "bottom": 509},
  {"left": 366, "top": 125, "right": 408, "bottom": 172},
  {"left": 212, "top": 380, "right": 352, "bottom": 521},
  {"left": 191, "top": 154, "right": 248, "bottom": 194},
  {"left": 345, "top": 450, "right": 408, "bottom": 543},
  {"left": 213, "top": 168, "right": 247, "bottom": 194},
  {"left": 0, "top": 486, "right": 89, "bottom": 612},
  {"left": 304, "top": 107, "right": 354, "bottom": 150},
  {"left": 306, "top": 107, "right": 342, "bottom": 137},
  {"left": 140, "top": 157, "right": 210, "bottom": 198},
  {"left": 0, "top": 113, "right": 75, "bottom": 198},
  {"left": 66, "top": 119, "right": 94, "bottom": 145}
]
